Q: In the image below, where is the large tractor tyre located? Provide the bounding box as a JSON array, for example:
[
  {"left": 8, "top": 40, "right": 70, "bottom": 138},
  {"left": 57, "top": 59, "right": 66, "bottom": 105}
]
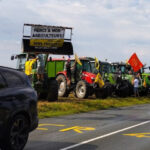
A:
[
  {"left": 128, "top": 83, "right": 134, "bottom": 96},
  {"left": 56, "top": 75, "right": 69, "bottom": 97},
  {"left": 123, "top": 80, "right": 133, "bottom": 96},
  {"left": 105, "top": 83, "right": 114, "bottom": 97},
  {"left": 47, "top": 80, "right": 58, "bottom": 101},
  {"left": 116, "top": 83, "right": 129, "bottom": 97},
  {"left": 1, "top": 115, "right": 29, "bottom": 150},
  {"left": 139, "top": 87, "right": 148, "bottom": 96},
  {"left": 75, "top": 80, "right": 89, "bottom": 99},
  {"left": 95, "top": 87, "right": 108, "bottom": 99},
  {"left": 38, "top": 92, "right": 48, "bottom": 100}
]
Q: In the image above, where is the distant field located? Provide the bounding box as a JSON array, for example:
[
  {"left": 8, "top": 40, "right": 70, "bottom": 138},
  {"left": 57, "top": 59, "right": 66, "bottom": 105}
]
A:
[{"left": 38, "top": 95, "right": 150, "bottom": 119}]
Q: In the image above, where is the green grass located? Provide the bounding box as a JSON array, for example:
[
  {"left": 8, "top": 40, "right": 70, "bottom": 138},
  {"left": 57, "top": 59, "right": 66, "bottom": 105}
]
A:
[{"left": 38, "top": 96, "right": 150, "bottom": 119}]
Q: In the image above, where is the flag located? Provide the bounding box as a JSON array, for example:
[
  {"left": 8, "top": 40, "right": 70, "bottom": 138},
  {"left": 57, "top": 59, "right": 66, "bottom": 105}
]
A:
[
  {"left": 128, "top": 53, "right": 143, "bottom": 72},
  {"left": 143, "top": 78, "right": 146, "bottom": 87},
  {"left": 95, "top": 57, "right": 100, "bottom": 70},
  {"left": 75, "top": 54, "right": 82, "bottom": 66},
  {"left": 95, "top": 73, "right": 104, "bottom": 88}
]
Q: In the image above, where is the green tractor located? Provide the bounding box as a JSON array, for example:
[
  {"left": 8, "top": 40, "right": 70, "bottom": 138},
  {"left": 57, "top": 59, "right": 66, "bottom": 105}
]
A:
[
  {"left": 139, "top": 66, "right": 150, "bottom": 95},
  {"left": 109, "top": 62, "right": 134, "bottom": 97},
  {"left": 103, "top": 62, "right": 150, "bottom": 97},
  {"left": 90, "top": 60, "right": 134, "bottom": 97},
  {"left": 11, "top": 24, "right": 74, "bottom": 101}
]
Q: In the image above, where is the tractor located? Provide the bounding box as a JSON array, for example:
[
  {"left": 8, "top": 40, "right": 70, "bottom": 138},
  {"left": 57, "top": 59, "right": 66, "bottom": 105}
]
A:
[
  {"left": 11, "top": 24, "right": 74, "bottom": 101},
  {"left": 107, "top": 62, "right": 150, "bottom": 97},
  {"left": 90, "top": 61, "right": 134, "bottom": 97},
  {"left": 55, "top": 57, "right": 108, "bottom": 99},
  {"left": 139, "top": 66, "right": 150, "bottom": 95},
  {"left": 109, "top": 62, "right": 134, "bottom": 97}
]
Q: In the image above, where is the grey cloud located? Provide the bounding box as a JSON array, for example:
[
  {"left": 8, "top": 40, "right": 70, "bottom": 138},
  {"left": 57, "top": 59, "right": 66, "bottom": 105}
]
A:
[{"left": 0, "top": 0, "right": 150, "bottom": 67}]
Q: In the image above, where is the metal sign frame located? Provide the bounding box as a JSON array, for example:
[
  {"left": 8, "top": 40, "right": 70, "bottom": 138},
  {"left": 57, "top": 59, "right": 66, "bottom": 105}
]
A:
[{"left": 22, "top": 23, "right": 73, "bottom": 41}]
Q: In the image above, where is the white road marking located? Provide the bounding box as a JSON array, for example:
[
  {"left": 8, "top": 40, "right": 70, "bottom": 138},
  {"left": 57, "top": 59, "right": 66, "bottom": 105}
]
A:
[{"left": 60, "top": 120, "right": 150, "bottom": 150}]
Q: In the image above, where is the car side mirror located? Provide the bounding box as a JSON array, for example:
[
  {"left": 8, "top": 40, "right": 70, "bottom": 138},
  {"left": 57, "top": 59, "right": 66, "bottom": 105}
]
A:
[{"left": 11, "top": 55, "right": 14, "bottom": 60}]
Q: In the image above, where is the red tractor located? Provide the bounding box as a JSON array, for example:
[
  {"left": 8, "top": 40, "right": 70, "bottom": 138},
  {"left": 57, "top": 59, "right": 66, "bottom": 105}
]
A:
[{"left": 56, "top": 57, "right": 108, "bottom": 99}]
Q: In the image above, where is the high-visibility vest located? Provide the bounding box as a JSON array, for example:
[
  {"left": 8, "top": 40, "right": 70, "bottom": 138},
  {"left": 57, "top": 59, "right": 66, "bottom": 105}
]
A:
[{"left": 25, "top": 59, "right": 36, "bottom": 75}]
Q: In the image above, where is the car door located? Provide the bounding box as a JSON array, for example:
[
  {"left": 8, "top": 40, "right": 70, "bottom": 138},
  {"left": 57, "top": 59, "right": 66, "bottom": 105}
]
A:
[
  {"left": 0, "top": 72, "right": 10, "bottom": 123},
  {"left": 2, "top": 70, "right": 28, "bottom": 102},
  {"left": 0, "top": 72, "right": 8, "bottom": 101}
]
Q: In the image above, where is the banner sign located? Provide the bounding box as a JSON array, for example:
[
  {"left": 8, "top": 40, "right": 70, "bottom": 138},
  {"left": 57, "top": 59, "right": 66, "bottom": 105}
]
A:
[
  {"left": 30, "top": 26, "right": 65, "bottom": 48},
  {"left": 23, "top": 39, "right": 73, "bottom": 55}
]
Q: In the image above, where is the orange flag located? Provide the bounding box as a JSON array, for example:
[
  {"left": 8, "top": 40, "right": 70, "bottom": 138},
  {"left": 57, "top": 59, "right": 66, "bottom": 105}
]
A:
[{"left": 128, "top": 53, "right": 143, "bottom": 72}]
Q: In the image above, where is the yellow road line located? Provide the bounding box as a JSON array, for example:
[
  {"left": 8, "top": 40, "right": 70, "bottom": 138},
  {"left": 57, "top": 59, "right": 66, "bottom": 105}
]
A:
[
  {"left": 37, "top": 123, "right": 65, "bottom": 131},
  {"left": 123, "top": 133, "right": 150, "bottom": 138},
  {"left": 60, "top": 126, "right": 95, "bottom": 133}
]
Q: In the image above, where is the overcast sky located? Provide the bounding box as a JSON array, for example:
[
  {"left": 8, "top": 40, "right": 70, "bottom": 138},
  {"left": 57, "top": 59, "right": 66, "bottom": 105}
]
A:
[{"left": 0, "top": 0, "right": 150, "bottom": 68}]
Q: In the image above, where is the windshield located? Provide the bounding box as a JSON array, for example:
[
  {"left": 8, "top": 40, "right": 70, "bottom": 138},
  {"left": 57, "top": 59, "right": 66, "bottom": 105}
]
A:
[
  {"left": 16, "top": 54, "right": 27, "bottom": 71},
  {"left": 111, "top": 65, "right": 125, "bottom": 73},
  {"left": 82, "top": 60, "right": 91, "bottom": 72},
  {"left": 111, "top": 64, "right": 133, "bottom": 74},
  {"left": 90, "top": 61, "right": 98, "bottom": 74},
  {"left": 101, "top": 63, "right": 111, "bottom": 73}
]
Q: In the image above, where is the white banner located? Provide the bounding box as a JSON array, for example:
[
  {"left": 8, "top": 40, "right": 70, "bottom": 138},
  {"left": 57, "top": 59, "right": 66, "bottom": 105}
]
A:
[{"left": 31, "top": 26, "right": 65, "bottom": 39}]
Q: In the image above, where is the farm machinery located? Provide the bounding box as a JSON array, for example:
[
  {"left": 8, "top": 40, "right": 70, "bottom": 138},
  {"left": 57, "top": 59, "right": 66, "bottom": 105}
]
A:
[
  {"left": 49, "top": 57, "right": 109, "bottom": 99},
  {"left": 98, "top": 61, "right": 150, "bottom": 97},
  {"left": 11, "top": 24, "right": 74, "bottom": 101}
]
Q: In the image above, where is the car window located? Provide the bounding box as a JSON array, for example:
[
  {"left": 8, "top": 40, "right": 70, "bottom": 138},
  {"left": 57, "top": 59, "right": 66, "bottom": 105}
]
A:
[
  {"left": 2, "top": 71, "right": 24, "bottom": 87},
  {"left": 0, "top": 74, "right": 7, "bottom": 90}
]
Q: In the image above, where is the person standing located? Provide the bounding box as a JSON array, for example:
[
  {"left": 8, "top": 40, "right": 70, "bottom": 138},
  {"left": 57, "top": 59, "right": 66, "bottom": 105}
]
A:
[
  {"left": 66, "top": 58, "right": 71, "bottom": 87},
  {"left": 25, "top": 55, "right": 37, "bottom": 83},
  {"left": 134, "top": 75, "right": 139, "bottom": 97},
  {"left": 36, "top": 53, "right": 45, "bottom": 82}
]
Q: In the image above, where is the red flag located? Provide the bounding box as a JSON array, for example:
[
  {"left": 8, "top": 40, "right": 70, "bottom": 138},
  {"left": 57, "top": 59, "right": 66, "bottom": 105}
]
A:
[{"left": 128, "top": 53, "right": 143, "bottom": 72}]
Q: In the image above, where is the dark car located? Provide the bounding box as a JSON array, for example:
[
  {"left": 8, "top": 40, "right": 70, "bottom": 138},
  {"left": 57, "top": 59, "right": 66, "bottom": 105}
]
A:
[{"left": 0, "top": 66, "right": 38, "bottom": 150}]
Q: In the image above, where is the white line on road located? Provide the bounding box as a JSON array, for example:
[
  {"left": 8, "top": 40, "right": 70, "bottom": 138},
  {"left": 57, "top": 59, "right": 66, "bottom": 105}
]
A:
[{"left": 60, "top": 120, "right": 150, "bottom": 150}]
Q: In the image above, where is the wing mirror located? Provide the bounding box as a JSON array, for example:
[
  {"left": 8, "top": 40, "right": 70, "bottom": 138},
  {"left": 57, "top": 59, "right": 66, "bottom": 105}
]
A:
[{"left": 11, "top": 55, "right": 15, "bottom": 60}]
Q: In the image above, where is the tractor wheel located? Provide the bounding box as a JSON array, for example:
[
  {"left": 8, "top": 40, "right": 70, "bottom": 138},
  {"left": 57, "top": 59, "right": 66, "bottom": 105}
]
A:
[
  {"left": 39, "top": 92, "right": 48, "bottom": 100},
  {"left": 139, "top": 87, "right": 148, "bottom": 96},
  {"left": 116, "top": 82, "right": 129, "bottom": 97},
  {"left": 123, "top": 80, "right": 133, "bottom": 96},
  {"left": 56, "top": 75, "right": 69, "bottom": 97},
  {"left": 95, "top": 87, "right": 108, "bottom": 99},
  {"left": 75, "top": 80, "right": 89, "bottom": 99},
  {"left": 47, "top": 80, "right": 58, "bottom": 101},
  {"left": 105, "top": 82, "right": 114, "bottom": 97},
  {"left": 126, "top": 82, "right": 133, "bottom": 96}
]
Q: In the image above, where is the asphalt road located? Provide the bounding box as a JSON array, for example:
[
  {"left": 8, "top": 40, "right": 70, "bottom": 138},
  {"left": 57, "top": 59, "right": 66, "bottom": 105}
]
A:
[{"left": 25, "top": 104, "right": 150, "bottom": 150}]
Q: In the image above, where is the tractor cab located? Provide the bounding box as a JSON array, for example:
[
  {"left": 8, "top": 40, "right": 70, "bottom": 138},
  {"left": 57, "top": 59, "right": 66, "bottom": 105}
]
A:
[
  {"left": 110, "top": 62, "right": 133, "bottom": 74},
  {"left": 64, "top": 57, "right": 96, "bottom": 84},
  {"left": 11, "top": 53, "right": 27, "bottom": 71}
]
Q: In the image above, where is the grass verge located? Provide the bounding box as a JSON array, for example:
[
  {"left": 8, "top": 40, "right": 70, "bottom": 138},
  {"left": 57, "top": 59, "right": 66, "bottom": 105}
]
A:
[{"left": 38, "top": 97, "right": 150, "bottom": 119}]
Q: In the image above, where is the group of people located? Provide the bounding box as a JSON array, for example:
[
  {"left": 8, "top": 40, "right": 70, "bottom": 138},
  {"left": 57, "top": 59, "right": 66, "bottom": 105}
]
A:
[{"left": 25, "top": 53, "right": 45, "bottom": 83}]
